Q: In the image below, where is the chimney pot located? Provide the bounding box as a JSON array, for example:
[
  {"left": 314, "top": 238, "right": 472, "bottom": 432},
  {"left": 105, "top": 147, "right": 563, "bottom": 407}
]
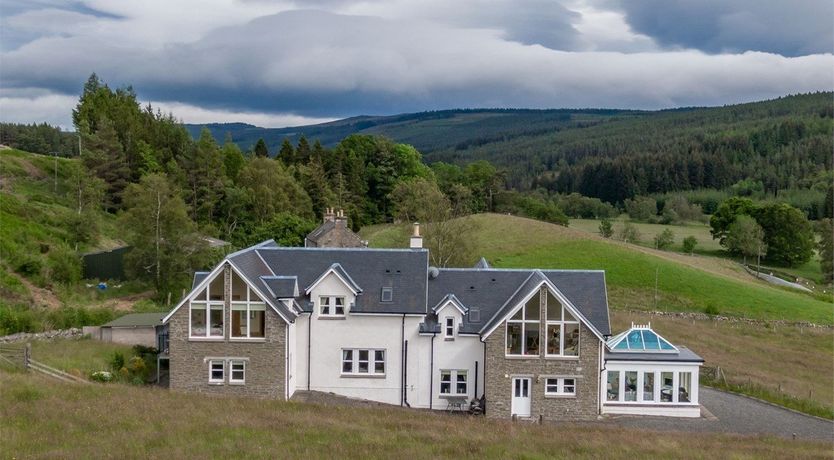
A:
[{"left": 409, "top": 222, "right": 423, "bottom": 249}]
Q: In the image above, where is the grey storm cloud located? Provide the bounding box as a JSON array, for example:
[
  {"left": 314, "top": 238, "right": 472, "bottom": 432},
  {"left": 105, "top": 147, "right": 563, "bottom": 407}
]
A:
[
  {"left": 1, "top": 1, "right": 833, "bottom": 127},
  {"left": 606, "top": 0, "right": 834, "bottom": 57}
]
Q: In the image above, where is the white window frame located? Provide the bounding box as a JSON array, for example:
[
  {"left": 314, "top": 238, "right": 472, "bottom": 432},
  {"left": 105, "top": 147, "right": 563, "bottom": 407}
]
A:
[
  {"left": 340, "top": 348, "right": 385, "bottom": 376},
  {"left": 209, "top": 360, "right": 225, "bottom": 384},
  {"left": 444, "top": 316, "right": 455, "bottom": 340},
  {"left": 189, "top": 279, "right": 224, "bottom": 339},
  {"left": 505, "top": 291, "right": 541, "bottom": 357},
  {"left": 544, "top": 377, "right": 576, "bottom": 396},
  {"left": 545, "top": 293, "right": 580, "bottom": 358},
  {"left": 439, "top": 369, "right": 468, "bottom": 396},
  {"left": 229, "top": 360, "right": 246, "bottom": 385},
  {"left": 319, "top": 296, "right": 346, "bottom": 317},
  {"left": 231, "top": 280, "right": 267, "bottom": 339}
]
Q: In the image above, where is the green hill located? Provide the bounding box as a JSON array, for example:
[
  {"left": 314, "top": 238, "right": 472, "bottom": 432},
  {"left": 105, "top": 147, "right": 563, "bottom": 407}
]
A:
[
  {"left": 0, "top": 148, "right": 151, "bottom": 333},
  {"left": 361, "top": 213, "right": 832, "bottom": 325},
  {"left": 188, "top": 93, "right": 833, "bottom": 206}
]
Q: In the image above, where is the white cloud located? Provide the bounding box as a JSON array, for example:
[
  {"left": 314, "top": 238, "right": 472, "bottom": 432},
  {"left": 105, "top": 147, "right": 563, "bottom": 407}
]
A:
[
  {"left": 150, "top": 101, "right": 337, "bottom": 128},
  {"left": 0, "top": 1, "right": 832, "bottom": 127}
]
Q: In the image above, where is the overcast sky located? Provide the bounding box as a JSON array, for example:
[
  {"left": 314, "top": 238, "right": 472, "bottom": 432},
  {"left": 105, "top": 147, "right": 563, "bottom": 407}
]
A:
[{"left": 1, "top": 0, "right": 832, "bottom": 129}]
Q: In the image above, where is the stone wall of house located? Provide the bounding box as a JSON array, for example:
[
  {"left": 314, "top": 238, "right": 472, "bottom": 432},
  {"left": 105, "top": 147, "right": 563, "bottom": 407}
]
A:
[
  {"left": 169, "top": 265, "right": 287, "bottom": 399},
  {"left": 484, "top": 290, "right": 601, "bottom": 420}
]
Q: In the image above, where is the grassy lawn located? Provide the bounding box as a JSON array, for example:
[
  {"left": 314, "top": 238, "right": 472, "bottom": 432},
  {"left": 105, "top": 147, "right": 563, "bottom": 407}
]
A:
[
  {"left": 1, "top": 372, "right": 829, "bottom": 459},
  {"left": 570, "top": 218, "right": 723, "bottom": 253},
  {"left": 30, "top": 338, "right": 135, "bottom": 378},
  {"left": 362, "top": 214, "right": 833, "bottom": 325},
  {"left": 612, "top": 311, "right": 833, "bottom": 418}
]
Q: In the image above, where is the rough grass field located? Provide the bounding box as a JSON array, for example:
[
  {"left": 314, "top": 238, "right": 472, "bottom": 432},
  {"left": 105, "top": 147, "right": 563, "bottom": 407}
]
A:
[
  {"left": 361, "top": 214, "right": 833, "bottom": 324},
  {"left": 0, "top": 371, "right": 829, "bottom": 459},
  {"left": 30, "top": 338, "right": 135, "bottom": 377}
]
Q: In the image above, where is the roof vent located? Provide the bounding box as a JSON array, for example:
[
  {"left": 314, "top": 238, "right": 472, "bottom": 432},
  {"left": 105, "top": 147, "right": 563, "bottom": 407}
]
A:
[
  {"left": 469, "top": 308, "right": 481, "bottom": 323},
  {"left": 428, "top": 266, "right": 440, "bottom": 279}
]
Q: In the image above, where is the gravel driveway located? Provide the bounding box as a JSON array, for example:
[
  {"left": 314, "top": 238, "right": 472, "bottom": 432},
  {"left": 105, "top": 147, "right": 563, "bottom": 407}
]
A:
[{"left": 607, "top": 387, "right": 833, "bottom": 442}]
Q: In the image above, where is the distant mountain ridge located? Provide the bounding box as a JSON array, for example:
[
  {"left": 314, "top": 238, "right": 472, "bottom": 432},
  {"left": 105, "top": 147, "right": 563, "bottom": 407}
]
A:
[{"left": 184, "top": 107, "right": 644, "bottom": 153}]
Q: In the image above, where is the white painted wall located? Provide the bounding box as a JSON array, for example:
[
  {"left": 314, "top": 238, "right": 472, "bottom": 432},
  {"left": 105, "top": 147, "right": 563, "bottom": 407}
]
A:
[{"left": 428, "top": 303, "right": 484, "bottom": 410}]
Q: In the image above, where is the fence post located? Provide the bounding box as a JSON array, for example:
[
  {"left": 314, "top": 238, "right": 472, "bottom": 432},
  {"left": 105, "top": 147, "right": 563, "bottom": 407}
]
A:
[{"left": 24, "top": 342, "right": 31, "bottom": 369}]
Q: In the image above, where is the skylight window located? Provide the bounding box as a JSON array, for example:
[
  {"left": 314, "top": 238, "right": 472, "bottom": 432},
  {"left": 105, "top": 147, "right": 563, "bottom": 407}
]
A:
[
  {"left": 381, "top": 287, "right": 393, "bottom": 302},
  {"left": 609, "top": 324, "right": 677, "bottom": 352}
]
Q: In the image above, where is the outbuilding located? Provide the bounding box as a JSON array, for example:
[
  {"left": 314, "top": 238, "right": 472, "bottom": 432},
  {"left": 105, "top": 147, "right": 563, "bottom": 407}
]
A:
[{"left": 93, "top": 312, "right": 166, "bottom": 348}]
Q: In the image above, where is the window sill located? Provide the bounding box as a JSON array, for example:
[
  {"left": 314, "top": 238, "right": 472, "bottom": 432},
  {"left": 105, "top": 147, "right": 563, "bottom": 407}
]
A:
[
  {"left": 319, "top": 316, "right": 346, "bottom": 320},
  {"left": 544, "top": 394, "right": 577, "bottom": 399},
  {"left": 229, "top": 337, "right": 266, "bottom": 342},
  {"left": 229, "top": 382, "right": 245, "bottom": 386},
  {"left": 340, "top": 373, "right": 386, "bottom": 379},
  {"left": 189, "top": 337, "right": 225, "bottom": 342},
  {"left": 439, "top": 394, "right": 468, "bottom": 399},
  {"left": 504, "top": 355, "right": 543, "bottom": 360},
  {"left": 208, "top": 381, "right": 224, "bottom": 386},
  {"left": 444, "top": 337, "right": 455, "bottom": 341},
  {"left": 544, "top": 355, "right": 580, "bottom": 360}
]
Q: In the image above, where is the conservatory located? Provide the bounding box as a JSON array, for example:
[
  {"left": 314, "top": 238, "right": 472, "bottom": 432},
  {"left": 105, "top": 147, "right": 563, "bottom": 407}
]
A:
[{"left": 601, "top": 323, "right": 704, "bottom": 418}]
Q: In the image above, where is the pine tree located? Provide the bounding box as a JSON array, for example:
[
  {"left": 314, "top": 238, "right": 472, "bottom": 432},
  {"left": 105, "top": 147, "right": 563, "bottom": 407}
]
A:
[
  {"left": 296, "top": 136, "right": 311, "bottom": 164},
  {"left": 81, "top": 117, "right": 131, "bottom": 211},
  {"left": 253, "top": 138, "right": 269, "bottom": 157},
  {"left": 278, "top": 138, "right": 295, "bottom": 164}
]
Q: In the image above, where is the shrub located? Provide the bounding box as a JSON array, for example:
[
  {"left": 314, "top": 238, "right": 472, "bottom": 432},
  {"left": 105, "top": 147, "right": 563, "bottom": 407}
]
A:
[
  {"left": 598, "top": 219, "right": 614, "bottom": 238},
  {"left": 624, "top": 197, "right": 657, "bottom": 221},
  {"left": 90, "top": 371, "right": 113, "bottom": 383},
  {"left": 704, "top": 304, "right": 720, "bottom": 315},
  {"left": 682, "top": 236, "right": 698, "bottom": 254},
  {"left": 618, "top": 222, "right": 641, "bottom": 244},
  {"left": 16, "top": 258, "right": 42, "bottom": 277},
  {"left": 110, "top": 351, "right": 125, "bottom": 372},
  {"left": 47, "top": 245, "right": 82, "bottom": 285},
  {"left": 654, "top": 229, "right": 675, "bottom": 250}
]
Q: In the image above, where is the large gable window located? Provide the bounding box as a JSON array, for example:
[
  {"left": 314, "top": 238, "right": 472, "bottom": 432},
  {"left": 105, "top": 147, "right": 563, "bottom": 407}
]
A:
[
  {"left": 190, "top": 275, "right": 224, "bottom": 339},
  {"left": 506, "top": 291, "right": 540, "bottom": 356},
  {"left": 231, "top": 272, "right": 266, "bottom": 339},
  {"left": 545, "top": 291, "right": 580, "bottom": 357}
]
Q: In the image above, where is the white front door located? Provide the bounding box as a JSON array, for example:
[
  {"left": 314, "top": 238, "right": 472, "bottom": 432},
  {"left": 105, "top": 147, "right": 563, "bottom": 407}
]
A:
[{"left": 511, "top": 377, "right": 531, "bottom": 417}]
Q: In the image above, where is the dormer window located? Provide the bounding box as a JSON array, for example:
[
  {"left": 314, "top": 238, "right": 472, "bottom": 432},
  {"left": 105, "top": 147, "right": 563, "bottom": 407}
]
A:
[
  {"left": 320, "top": 296, "right": 345, "bottom": 316},
  {"left": 444, "top": 316, "right": 455, "bottom": 340},
  {"left": 380, "top": 287, "right": 393, "bottom": 302}
]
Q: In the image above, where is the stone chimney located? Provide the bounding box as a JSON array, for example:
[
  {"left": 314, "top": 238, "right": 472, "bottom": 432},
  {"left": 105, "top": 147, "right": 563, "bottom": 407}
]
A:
[
  {"left": 323, "top": 207, "right": 336, "bottom": 223},
  {"left": 409, "top": 222, "right": 423, "bottom": 249},
  {"left": 335, "top": 209, "right": 348, "bottom": 228}
]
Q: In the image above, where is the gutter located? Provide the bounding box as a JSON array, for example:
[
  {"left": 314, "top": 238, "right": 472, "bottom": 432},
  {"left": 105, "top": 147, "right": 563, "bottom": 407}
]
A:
[
  {"left": 429, "top": 332, "right": 436, "bottom": 409},
  {"left": 307, "top": 312, "right": 312, "bottom": 391}
]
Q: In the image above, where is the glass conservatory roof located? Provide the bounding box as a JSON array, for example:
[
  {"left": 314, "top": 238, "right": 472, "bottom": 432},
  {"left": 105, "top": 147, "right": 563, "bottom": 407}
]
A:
[{"left": 607, "top": 323, "right": 678, "bottom": 353}]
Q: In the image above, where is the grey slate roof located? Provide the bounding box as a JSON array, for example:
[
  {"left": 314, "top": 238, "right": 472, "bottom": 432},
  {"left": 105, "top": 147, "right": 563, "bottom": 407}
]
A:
[
  {"left": 254, "top": 247, "right": 429, "bottom": 314},
  {"left": 305, "top": 220, "right": 335, "bottom": 243},
  {"left": 261, "top": 276, "right": 298, "bottom": 299},
  {"left": 189, "top": 240, "right": 610, "bottom": 336},
  {"left": 604, "top": 346, "right": 704, "bottom": 363},
  {"left": 102, "top": 312, "right": 166, "bottom": 328},
  {"left": 192, "top": 272, "right": 209, "bottom": 290},
  {"left": 429, "top": 269, "right": 611, "bottom": 336}
]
